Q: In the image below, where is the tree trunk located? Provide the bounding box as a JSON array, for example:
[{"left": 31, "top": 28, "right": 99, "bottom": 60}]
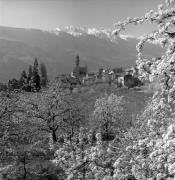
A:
[
  {"left": 105, "top": 122, "right": 109, "bottom": 140},
  {"left": 23, "top": 156, "right": 27, "bottom": 180},
  {"left": 52, "top": 130, "right": 57, "bottom": 142}
]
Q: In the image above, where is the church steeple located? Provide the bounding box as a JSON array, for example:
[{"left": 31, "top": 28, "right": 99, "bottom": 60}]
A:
[
  {"left": 76, "top": 55, "right": 80, "bottom": 67},
  {"left": 73, "top": 54, "right": 87, "bottom": 78}
]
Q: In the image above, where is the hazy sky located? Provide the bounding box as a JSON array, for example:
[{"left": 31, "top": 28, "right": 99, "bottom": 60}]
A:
[{"left": 0, "top": 0, "right": 164, "bottom": 36}]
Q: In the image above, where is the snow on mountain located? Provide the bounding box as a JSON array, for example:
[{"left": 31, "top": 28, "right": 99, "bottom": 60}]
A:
[
  {"left": 53, "top": 27, "right": 118, "bottom": 42},
  {"left": 52, "top": 26, "right": 145, "bottom": 45},
  {"left": 119, "top": 34, "right": 141, "bottom": 40}
]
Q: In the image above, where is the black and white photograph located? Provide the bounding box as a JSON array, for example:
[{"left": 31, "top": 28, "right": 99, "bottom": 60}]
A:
[{"left": 0, "top": 0, "right": 174, "bottom": 179}]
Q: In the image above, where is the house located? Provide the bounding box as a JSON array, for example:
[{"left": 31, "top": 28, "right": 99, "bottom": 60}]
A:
[
  {"left": 82, "top": 72, "right": 96, "bottom": 85},
  {"left": 125, "top": 66, "right": 138, "bottom": 77}
]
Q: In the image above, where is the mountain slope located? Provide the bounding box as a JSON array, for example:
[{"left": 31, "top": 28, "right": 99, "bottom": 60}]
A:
[{"left": 0, "top": 26, "right": 164, "bottom": 82}]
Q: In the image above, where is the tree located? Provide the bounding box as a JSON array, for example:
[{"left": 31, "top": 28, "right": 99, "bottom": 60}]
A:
[
  {"left": 40, "top": 63, "right": 48, "bottom": 87},
  {"left": 53, "top": 128, "right": 91, "bottom": 180},
  {"left": 111, "top": 0, "right": 175, "bottom": 179},
  {"left": 32, "top": 58, "right": 41, "bottom": 92},
  {"left": 0, "top": 83, "right": 7, "bottom": 92},
  {"left": 0, "top": 92, "right": 60, "bottom": 180},
  {"left": 8, "top": 78, "right": 20, "bottom": 91},
  {"left": 60, "top": 96, "right": 86, "bottom": 140},
  {"left": 93, "top": 94, "right": 125, "bottom": 141},
  {"left": 27, "top": 65, "right": 33, "bottom": 83},
  {"left": 19, "top": 70, "right": 27, "bottom": 88},
  {"left": 23, "top": 82, "right": 85, "bottom": 144},
  {"left": 33, "top": 58, "right": 39, "bottom": 73},
  {"left": 0, "top": 93, "right": 39, "bottom": 179},
  {"left": 53, "top": 129, "right": 117, "bottom": 180}
]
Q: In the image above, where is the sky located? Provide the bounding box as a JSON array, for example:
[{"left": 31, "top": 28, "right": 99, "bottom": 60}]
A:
[{"left": 0, "top": 0, "right": 165, "bottom": 36}]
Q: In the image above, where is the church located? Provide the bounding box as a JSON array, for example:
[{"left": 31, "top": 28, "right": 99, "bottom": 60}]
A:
[{"left": 72, "top": 55, "right": 88, "bottom": 78}]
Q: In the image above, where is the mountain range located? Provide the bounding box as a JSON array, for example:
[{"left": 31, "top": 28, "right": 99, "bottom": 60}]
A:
[{"left": 0, "top": 26, "right": 164, "bottom": 83}]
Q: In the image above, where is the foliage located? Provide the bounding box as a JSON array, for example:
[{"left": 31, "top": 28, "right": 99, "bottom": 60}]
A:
[
  {"left": 7, "top": 59, "right": 46, "bottom": 92},
  {"left": 21, "top": 83, "right": 86, "bottom": 144},
  {"left": 111, "top": 0, "right": 175, "bottom": 179},
  {"left": 27, "top": 65, "right": 33, "bottom": 83},
  {"left": 0, "top": 85, "right": 75, "bottom": 179},
  {"left": 8, "top": 78, "right": 20, "bottom": 91},
  {"left": 0, "top": 83, "right": 7, "bottom": 92},
  {"left": 19, "top": 70, "right": 27, "bottom": 88},
  {"left": 31, "top": 58, "right": 41, "bottom": 92},
  {"left": 53, "top": 129, "right": 116, "bottom": 180},
  {"left": 40, "top": 62, "right": 48, "bottom": 87},
  {"left": 93, "top": 93, "right": 125, "bottom": 140},
  {"left": 0, "top": 92, "right": 55, "bottom": 180}
]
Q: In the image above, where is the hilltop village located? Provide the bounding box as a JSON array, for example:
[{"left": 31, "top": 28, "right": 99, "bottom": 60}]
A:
[
  {"left": 58, "top": 55, "right": 143, "bottom": 91},
  {"left": 0, "top": 55, "right": 143, "bottom": 93}
]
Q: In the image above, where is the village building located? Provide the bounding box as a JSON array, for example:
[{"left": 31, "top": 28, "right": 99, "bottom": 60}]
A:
[
  {"left": 125, "top": 66, "right": 138, "bottom": 77},
  {"left": 95, "top": 68, "right": 103, "bottom": 80},
  {"left": 82, "top": 72, "right": 96, "bottom": 85}
]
